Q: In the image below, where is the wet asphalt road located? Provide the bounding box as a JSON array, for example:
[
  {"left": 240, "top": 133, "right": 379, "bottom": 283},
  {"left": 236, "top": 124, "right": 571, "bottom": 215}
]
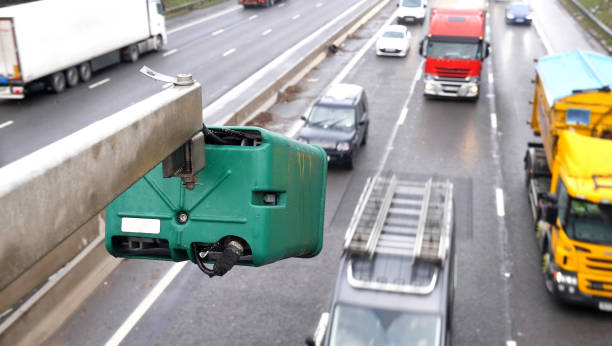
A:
[
  {"left": 44, "top": 0, "right": 612, "bottom": 345},
  {"left": 0, "top": 0, "right": 378, "bottom": 167}
]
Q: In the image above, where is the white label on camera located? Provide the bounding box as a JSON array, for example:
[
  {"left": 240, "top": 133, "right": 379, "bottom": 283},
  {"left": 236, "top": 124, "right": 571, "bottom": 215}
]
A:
[{"left": 121, "top": 218, "right": 160, "bottom": 234}]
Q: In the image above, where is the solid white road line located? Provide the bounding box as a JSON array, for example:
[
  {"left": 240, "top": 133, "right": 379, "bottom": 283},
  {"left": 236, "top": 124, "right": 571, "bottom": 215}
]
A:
[
  {"left": 162, "top": 49, "right": 178, "bottom": 57},
  {"left": 212, "top": 29, "right": 224, "bottom": 36},
  {"left": 104, "top": 262, "right": 187, "bottom": 346},
  {"left": 496, "top": 188, "right": 505, "bottom": 217},
  {"left": 292, "top": 14, "right": 301, "bottom": 20},
  {"left": 316, "top": 3, "right": 323, "bottom": 7},
  {"left": 262, "top": 29, "right": 272, "bottom": 36},
  {"left": 168, "top": 5, "right": 242, "bottom": 35},
  {"left": 0, "top": 120, "right": 13, "bottom": 129},
  {"left": 223, "top": 48, "right": 237, "bottom": 57},
  {"left": 533, "top": 17, "right": 554, "bottom": 54},
  {"left": 490, "top": 112, "right": 498, "bottom": 129},
  {"left": 331, "top": 4, "right": 396, "bottom": 85},
  {"left": 88, "top": 78, "right": 110, "bottom": 89},
  {"left": 248, "top": 15, "right": 258, "bottom": 20}
]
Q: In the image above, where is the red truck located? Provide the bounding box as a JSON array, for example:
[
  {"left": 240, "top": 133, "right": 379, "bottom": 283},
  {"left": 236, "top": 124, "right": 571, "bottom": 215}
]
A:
[{"left": 418, "top": 8, "right": 490, "bottom": 100}]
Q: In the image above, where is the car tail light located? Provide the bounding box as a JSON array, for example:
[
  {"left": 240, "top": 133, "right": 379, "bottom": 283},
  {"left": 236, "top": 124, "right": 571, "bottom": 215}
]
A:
[{"left": 12, "top": 86, "right": 23, "bottom": 94}]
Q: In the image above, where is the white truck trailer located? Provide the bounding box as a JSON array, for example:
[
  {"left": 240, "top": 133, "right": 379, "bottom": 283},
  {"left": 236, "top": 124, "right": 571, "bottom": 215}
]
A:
[{"left": 0, "top": 0, "right": 167, "bottom": 99}]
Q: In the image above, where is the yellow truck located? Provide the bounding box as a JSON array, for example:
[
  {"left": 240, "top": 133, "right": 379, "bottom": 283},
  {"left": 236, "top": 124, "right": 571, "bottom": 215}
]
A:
[{"left": 524, "top": 51, "right": 612, "bottom": 310}]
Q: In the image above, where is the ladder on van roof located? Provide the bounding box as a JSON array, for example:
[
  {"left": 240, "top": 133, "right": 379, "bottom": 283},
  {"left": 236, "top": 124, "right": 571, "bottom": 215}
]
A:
[
  {"left": 344, "top": 174, "right": 453, "bottom": 263},
  {"left": 343, "top": 174, "right": 453, "bottom": 294}
]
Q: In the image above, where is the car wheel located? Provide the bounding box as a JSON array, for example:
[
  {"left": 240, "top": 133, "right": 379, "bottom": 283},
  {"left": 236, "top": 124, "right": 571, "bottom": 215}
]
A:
[
  {"left": 78, "top": 62, "right": 92, "bottom": 82},
  {"left": 49, "top": 71, "right": 66, "bottom": 94}
]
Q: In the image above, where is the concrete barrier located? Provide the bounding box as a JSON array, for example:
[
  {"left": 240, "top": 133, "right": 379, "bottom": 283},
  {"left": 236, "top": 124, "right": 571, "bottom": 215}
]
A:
[{"left": 0, "top": 81, "right": 202, "bottom": 311}]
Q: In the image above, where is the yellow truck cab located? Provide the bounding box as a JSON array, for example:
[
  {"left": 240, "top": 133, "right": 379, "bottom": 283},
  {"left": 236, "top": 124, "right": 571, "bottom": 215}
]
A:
[{"left": 524, "top": 51, "right": 612, "bottom": 310}]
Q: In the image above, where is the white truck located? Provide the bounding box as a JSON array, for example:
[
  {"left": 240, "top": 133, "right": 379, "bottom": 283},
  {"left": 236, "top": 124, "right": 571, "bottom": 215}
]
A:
[{"left": 0, "top": 0, "right": 167, "bottom": 99}]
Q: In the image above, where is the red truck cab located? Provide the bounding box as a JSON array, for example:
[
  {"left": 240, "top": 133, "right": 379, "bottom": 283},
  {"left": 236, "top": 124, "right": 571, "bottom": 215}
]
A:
[{"left": 419, "top": 8, "right": 490, "bottom": 100}]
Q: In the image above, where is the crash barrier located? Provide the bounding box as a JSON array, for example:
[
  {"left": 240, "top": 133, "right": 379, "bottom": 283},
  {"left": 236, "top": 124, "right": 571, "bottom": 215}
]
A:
[
  {"left": 0, "top": 74, "right": 203, "bottom": 344},
  {"left": 568, "top": 0, "right": 612, "bottom": 41}
]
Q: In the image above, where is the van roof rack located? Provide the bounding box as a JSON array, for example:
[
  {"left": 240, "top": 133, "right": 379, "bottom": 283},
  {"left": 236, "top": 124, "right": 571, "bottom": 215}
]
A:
[{"left": 343, "top": 174, "right": 453, "bottom": 294}]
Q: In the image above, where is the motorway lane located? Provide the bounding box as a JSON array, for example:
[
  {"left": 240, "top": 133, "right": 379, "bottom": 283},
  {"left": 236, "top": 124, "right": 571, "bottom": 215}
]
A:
[
  {"left": 490, "top": 1, "right": 612, "bottom": 345},
  {"left": 45, "top": 1, "right": 612, "bottom": 345},
  {"left": 0, "top": 0, "right": 378, "bottom": 168}
]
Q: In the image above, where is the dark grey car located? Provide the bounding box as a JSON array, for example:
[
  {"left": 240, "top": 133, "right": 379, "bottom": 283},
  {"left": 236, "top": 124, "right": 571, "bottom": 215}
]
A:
[{"left": 298, "top": 84, "right": 369, "bottom": 169}]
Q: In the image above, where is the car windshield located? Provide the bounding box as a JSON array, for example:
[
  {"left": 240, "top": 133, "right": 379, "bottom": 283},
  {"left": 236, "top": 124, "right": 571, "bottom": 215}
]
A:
[
  {"left": 308, "top": 105, "right": 355, "bottom": 130},
  {"left": 427, "top": 40, "right": 482, "bottom": 60},
  {"left": 565, "top": 199, "right": 612, "bottom": 246},
  {"left": 402, "top": 0, "right": 422, "bottom": 7},
  {"left": 329, "top": 304, "right": 441, "bottom": 346},
  {"left": 510, "top": 4, "right": 530, "bottom": 13},
  {"left": 383, "top": 31, "right": 405, "bottom": 39}
]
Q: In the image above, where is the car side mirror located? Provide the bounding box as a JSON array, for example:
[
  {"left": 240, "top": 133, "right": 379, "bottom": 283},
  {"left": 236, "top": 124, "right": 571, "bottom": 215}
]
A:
[
  {"left": 419, "top": 39, "right": 425, "bottom": 57},
  {"left": 542, "top": 193, "right": 558, "bottom": 224},
  {"left": 358, "top": 120, "right": 366, "bottom": 126},
  {"left": 306, "top": 312, "right": 330, "bottom": 346},
  {"left": 301, "top": 115, "right": 308, "bottom": 121},
  {"left": 484, "top": 42, "right": 491, "bottom": 59},
  {"left": 305, "top": 337, "right": 315, "bottom": 346},
  {"left": 396, "top": 3, "right": 399, "bottom": 7}
]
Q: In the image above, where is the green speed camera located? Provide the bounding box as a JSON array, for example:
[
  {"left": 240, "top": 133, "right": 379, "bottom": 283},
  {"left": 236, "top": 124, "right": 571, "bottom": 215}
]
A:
[{"left": 105, "top": 126, "right": 327, "bottom": 277}]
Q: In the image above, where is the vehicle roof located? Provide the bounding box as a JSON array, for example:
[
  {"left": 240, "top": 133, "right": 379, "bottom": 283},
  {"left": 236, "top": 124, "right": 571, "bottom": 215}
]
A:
[
  {"left": 383, "top": 24, "right": 408, "bottom": 33},
  {"left": 332, "top": 253, "right": 448, "bottom": 315},
  {"left": 558, "top": 131, "right": 612, "bottom": 203},
  {"left": 429, "top": 8, "right": 485, "bottom": 38},
  {"left": 537, "top": 50, "right": 612, "bottom": 107},
  {"left": 316, "top": 83, "right": 364, "bottom": 107}
]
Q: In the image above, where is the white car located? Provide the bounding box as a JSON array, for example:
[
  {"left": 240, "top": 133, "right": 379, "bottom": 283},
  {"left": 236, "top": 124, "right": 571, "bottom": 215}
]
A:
[
  {"left": 397, "top": 0, "right": 427, "bottom": 24},
  {"left": 376, "top": 25, "right": 411, "bottom": 57}
]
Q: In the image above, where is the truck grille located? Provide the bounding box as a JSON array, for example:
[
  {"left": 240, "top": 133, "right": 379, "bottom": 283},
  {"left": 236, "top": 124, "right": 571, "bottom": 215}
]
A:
[
  {"left": 435, "top": 67, "right": 470, "bottom": 78},
  {"left": 587, "top": 279, "right": 612, "bottom": 292}
]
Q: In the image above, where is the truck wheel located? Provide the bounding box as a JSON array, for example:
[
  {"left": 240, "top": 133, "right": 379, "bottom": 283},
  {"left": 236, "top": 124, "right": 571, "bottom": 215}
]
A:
[
  {"left": 49, "top": 72, "right": 66, "bottom": 94},
  {"left": 153, "top": 35, "right": 163, "bottom": 52},
  {"left": 65, "top": 67, "right": 79, "bottom": 88},
  {"left": 78, "top": 62, "right": 92, "bottom": 82},
  {"left": 123, "top": 44, "right": 139, "bottom": 63},
  {"left": 542, "top": 252, "right": 554, "bottom": 295}
]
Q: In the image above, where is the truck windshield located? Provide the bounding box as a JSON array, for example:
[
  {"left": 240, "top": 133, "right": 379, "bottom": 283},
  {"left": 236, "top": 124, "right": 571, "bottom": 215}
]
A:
[
  {"left": 565, "top": 199, "right": 612, "bottom": 246},
  {"left": 308, "top": 106, "right": 355, "bottom": 130},
  {"left": 329, "top": 304, "right": 441, "bottom": 346},
  {"left": 402, "top": 0, "right": 422, "bottom": 7},
  {"left": 427, "top": 40, "right": 482, "bottom": 60}
]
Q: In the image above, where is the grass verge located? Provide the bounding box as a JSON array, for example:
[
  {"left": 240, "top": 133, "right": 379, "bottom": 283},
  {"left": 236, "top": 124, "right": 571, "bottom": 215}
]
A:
[
  {"left": 163, "top": 0, "right": 228, "bottom": 18},
  {"left": 558, "top": 0, "right": 612, "bottom": 52}
]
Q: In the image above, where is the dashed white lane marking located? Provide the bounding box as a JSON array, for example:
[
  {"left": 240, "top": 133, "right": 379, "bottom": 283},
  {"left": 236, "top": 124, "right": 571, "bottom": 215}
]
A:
[
  {"left": 212, "top": 29, "right": 224, "bottom": 36},
  {"left": 292, "top": 14, "right": 301, "bottom": 20},
  {"left": 222, "top": 48, "right": 237, "bottom": 57},
  {"left": 104, "top": 262, "right": 187, "bottom": 346},
  {"left": 262, "top": 29, "right": 272, "bottom": 36},
  {"left": 496, "top": 188, "right": 506, "bottom": 217},
  {"left": 0, "top": 120, "right": 14, "bottom": 129},
  {"left": 488, "top": 72, "right": 494, "bottom": 84},
  {"left": 397, "top": 62, "right": 422, "bottom": 126},
  {"left": 316, "top": 2, "right": 323, "bottom": 7},
  {"left": 278, "top": 2, "right": 285, "bottom": 7},
  {"left": 162, "top": 49, "right": 178, "bottom": 57},
  {"left": 248, "top": 15, "right": 258, "bottom": 20},
  {"left": 88, "top": 78, "right": 110, "bottom": 89},
  {"left": 168, "top": 5, "right": 241, "bottom": 35},
  {"left": 506, "top": 341, "right": 517, "bottom": 346},
  {"left": 490, "top": 112, "right": 498, "bottom": 129},
  {"left": 398, "top": 108, "right": 408, "bottom": 125}
]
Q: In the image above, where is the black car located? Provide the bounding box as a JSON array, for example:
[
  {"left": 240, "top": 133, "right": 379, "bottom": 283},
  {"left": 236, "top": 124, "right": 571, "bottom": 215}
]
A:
[{"left": 298, "top": 84, "right": 369, "bottom": 169}]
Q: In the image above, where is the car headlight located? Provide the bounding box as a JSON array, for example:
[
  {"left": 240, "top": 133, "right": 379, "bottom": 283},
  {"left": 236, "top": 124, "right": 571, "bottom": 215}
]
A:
[
  {"left": 469, "top": 85, "right": 479, "bottom": 95},
  {"left": 555, "top": 271, "right": 577, "bottom": 286},
  {"left": 506, "top": 13, "right": 515, "bottom": 19},
  {"left": 336, "top": 142, "right": 350, "bottom": 151}
]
